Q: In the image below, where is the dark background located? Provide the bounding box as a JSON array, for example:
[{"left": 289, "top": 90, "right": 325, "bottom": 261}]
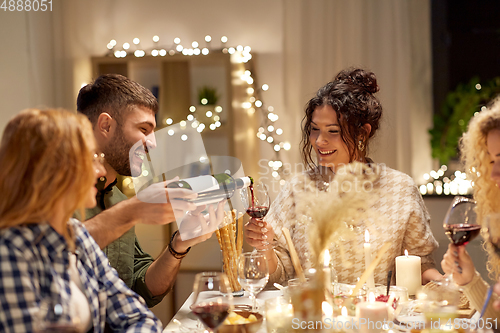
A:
[{"left": 432, "top": 0, "right": 500, "bottom": 114}]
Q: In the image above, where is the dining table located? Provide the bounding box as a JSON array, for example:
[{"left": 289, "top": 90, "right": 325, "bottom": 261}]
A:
[{"left": 163, "top": 288, "right": 486, "bottom": 333}]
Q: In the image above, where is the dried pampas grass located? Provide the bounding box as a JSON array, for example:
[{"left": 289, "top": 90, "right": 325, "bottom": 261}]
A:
[{"left": 296, "top": 162, "right": 381, "bottom": 268}]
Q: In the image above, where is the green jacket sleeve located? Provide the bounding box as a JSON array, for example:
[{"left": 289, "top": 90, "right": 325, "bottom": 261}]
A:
[{"left": 132, "top": 236, "right": 169, "bottom": 308}]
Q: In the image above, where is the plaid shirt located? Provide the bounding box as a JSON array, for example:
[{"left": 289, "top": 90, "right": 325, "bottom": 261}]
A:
[{"left": 0, "top": 219, "right": 162, "bottom": 333}]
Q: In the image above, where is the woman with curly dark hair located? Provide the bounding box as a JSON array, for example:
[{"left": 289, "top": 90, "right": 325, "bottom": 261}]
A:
[{"left": 245, "top": 68, "right": 442, "bottom": 286}]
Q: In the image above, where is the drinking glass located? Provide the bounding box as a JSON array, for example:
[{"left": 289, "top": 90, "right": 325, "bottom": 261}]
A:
[
  {"left": 237, "top": 252, "right": 269, "bottom": 311},
  {"left": 241, "top": 181, "right": 272, "bottom": 250},
  {"left": 35, "top": 297, "right": 83, "bottom": 333},
  {"left": 418, "top": 282, "right": 460, "bottom": 331},
  {"left": 190, "top": 272, "right": 234, "bottom": 333},
  {"left": 442, "top": 196, "right": 479, "bottom": 283},
  {"left": 240, "top": 181, "right": 270, "bottom": 221}
]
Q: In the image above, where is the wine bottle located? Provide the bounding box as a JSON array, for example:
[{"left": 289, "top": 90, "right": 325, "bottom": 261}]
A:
[{"left": 166, "top": 174, "right": 253, "bottom": 205}]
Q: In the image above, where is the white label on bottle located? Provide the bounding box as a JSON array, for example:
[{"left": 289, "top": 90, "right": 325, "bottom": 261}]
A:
[{"left": 183, "top": 175, "right": 219, "bottom": 193}]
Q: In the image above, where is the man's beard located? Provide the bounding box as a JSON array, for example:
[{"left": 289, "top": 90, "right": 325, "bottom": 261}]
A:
[{"left": 102, "top": 126, "right": 135, "bottom": 177}]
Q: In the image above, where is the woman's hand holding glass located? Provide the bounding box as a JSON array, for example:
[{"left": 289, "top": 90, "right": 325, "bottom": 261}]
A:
[
  {"left": 440, "top": 243, "right": 475, "bottom": 286},
  {"left": 244, "top": 218, "right": 275, "bottom": 250}
]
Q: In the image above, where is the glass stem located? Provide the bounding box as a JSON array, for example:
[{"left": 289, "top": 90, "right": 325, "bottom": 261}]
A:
[{"left": 250, "top": 293, "right": 257, "bottom": 311}]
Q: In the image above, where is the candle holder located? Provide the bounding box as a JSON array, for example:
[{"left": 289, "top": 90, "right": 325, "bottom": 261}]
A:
[
  {"left": 289, "top": 273, "right": 325, "bottom": 332},
  {"left": 417, "top": 282, "right": 460, "bottom": 331},
  {"left": 332, "top": 283, "right": 367, "bottom": 317},
  {"left": 265, "top": 296, "right": 294, "bottom": 333}
]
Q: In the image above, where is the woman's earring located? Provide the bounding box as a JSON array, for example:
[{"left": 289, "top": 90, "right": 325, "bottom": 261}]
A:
[{"left": 358, "top": 140, "right": 365, "bottom": 152}]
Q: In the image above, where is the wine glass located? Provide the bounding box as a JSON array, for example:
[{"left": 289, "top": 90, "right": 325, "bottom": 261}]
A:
[
  {"left": 237, "top": 252, "right": 270, "bottom": 311},
  {"left": 35, "top": 297, "right": 83, "bottom": 333},
  {"left": 240, "top": 181, "right": 271, "bottom": 248},
  {"left": 190, "top": 272, "right": 233, "bottom": 333},
  {"left": 442, "top": 196, "right": 479, "bottom": 283}
]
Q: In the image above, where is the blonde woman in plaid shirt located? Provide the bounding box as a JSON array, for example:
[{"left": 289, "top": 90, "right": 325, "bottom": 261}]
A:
[{"left": 0, "top": 109, "right": 162, "bottom": 332}]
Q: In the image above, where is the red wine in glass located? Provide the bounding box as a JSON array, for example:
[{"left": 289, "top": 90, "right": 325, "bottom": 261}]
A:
[
  {"left": 190, "top": 272, "right": 233, "bottom": 333},
  {"left": 442, "top": 196, "right": 477, "bottom": 285},
  {"left": 246, "top": 206, "right": 269, "bottom": 219},
  {"left": 191, "top": 302, "right": 231, "bottom": 330},
  {"left": 444, "top": 224, "right": 481, "bottom": 246}
]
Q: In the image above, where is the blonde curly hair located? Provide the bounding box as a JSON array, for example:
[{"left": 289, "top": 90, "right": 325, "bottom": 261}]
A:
[{"left": 460, "top": 96, "right": 500, "bottom": 280}]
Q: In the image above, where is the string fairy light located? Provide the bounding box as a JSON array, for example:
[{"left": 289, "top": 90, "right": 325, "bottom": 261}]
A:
[
  {"left": 418, "top": 164, "right": 473, "bottom": 196},
  {"left": 103, "top": 35, "right": 289, "bottom": 180}
]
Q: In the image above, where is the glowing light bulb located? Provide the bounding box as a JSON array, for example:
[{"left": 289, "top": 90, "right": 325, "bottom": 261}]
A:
[
  {"left": 133, "top": 38, "right": 140, "bottom": 45},
  {"left": 153, "top": 35, "right": 160, "bottom": 42},
  {"left": 247, "top": 88, "right": 254, "bottom": 94},
  {"left": 206, "top": 111, "right": 213, "bottom": 117},
  {"left": 192, "top": 41, "right": 199, "bottom": 48},
  {"left": 284, "top": 142, "right": 291, "bottom": 150},
  {"left": 166, "top": 118, "right": 173, "bottom": 125},
  {"left": 123, "top": 43, "right": 130, "bottom": 50},
  {"left": 237, "top": 45, "right": 243, "bottom": 52},
  {"left": 174, "top": 37, "right": 181, "bottom": 44},
  {"left": 215, "top": 106, "right": 223, "bottom": 112},
  {"left": 109, "top": 39, "right": 117, "bottom": 47},
  {"left": 189, "top": 106, "right": 196, "bottom": 112},
  {"left": 205, "top": 35, "right": 212, "bottom": 42},
  {"left": 159, "top": 49, "right": 167, "bottom": 56},
  {"left": 221, "top": 36, "right": 228, "bottom": 43},
  {"left": 181, "top": 134, "right": 188, "bottom": 141},
  {"left": 114, "top": 50, "right": 121, "bottom": 58},
  {"left": 268, "top": 125, "right": 274, "bottom": 132},
  {"left": 176, "top": 45, "right": 183, "bottom": 52},
  {"left": 187, "top": 114, "right": 194, "bottom": 121},
  {"left": 276, "top": 128, "right": 283, "bottom": 135},
  {"left": 201, "top": 98, "right": 208, "bottom": 105},
  {"left": 228, "top": 47, "right": 235, "bottom": 54},
  {"left": 168, "top": 129, "right": 174, "bottom": 136},
  {"left": 476, "top": 83, "right": 482, "bottom": 90},
  {"left": 274, "top": 145, "right": 281, "bottom": 152},
  {"left": 244, "top": 46, "right": 251, "bottom": 52},
  {"left": 262, "top": 84, "right": 269, "bottom": 91},
  {"left": 255, "top": 100, "right": 263, "bottom": 107},
  {"left": 202, "top": 48, "right": 209, "bottom": 55},
  {"left": 267, "top": 136, "right": 274, "bottom": 143},
  {"left": 151, "top": 50, "right": 159, "bottom": 56},
  {"left": 193, "top": 48, "right": 200, "bottom": 55}
]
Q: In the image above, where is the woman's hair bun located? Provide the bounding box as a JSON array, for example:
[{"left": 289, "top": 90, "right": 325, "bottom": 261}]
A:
[{"left": 334, "top": 68, "right": 379, "bottom": 94}]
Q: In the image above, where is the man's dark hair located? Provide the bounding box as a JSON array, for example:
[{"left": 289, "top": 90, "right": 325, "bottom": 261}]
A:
[{"left": 77, "top": 74, "right": 159, "bottom": 125}]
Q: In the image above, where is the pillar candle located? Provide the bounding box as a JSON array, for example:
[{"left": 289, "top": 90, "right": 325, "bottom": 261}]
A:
[
  {"left": 395, "top": 249, "right": 421, "bottom": 295},
  {"left": 363, "top": 230, "right": 375, "bottom": 289},
  {"left": 356, "top": 293, "right": 388, "bottom": 333}
]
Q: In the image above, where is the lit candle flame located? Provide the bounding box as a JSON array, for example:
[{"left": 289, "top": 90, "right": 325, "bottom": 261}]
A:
[
  {"left": 324, "top": 249, "right": 331, "bottom": 267},
  {"left": 341, "top": 306, "right": 348, "bottom": 317},
  {"left": 365, "top": 230, "right": 370, "bottom": 243},
  {"left": 404, "top": 249, "right": 409, "bottom": 257},
  {"left": 322, "top": 301, "right": 333, "bottom": 317}
]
